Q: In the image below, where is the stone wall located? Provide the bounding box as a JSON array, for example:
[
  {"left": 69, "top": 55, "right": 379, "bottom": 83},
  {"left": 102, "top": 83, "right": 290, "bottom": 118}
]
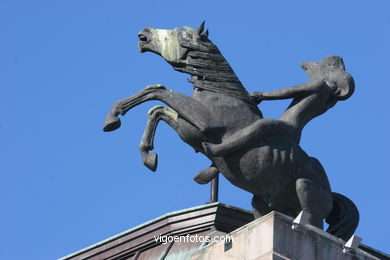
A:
[{"left": 191, "top": 211, "right": 384, "bottom": 260}]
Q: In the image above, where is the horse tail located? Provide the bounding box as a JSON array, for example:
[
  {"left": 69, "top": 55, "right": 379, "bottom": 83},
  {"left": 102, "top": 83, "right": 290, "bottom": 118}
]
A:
[{"left": 325, "top": 192, "right": 359, "bottom": 241}]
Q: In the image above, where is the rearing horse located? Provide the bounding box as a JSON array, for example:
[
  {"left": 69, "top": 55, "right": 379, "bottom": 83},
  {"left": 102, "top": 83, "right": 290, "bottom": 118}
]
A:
[{"left": 103, "top": 22, "right": 358, "bottom": 240}]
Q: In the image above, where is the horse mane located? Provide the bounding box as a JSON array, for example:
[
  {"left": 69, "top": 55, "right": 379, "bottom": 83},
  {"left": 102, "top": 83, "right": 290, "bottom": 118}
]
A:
[{"left": 173, "top": 26, "right": 258, "bottom": 110}]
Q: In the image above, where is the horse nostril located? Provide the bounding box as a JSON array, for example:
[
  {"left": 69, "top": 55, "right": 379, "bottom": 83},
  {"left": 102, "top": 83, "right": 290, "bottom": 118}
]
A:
[{"left": 138, "top": 34, "right": 148, "bottom": 42}]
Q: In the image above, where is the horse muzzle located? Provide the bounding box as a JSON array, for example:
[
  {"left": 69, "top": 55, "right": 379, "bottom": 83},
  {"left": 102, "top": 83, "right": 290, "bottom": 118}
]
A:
[{"left": 138, "top": 27, "right": 158, "bottom": 54}]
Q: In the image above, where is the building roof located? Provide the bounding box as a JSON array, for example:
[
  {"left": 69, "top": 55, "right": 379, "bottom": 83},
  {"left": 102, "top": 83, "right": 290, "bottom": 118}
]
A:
[
  {"left": 59, "top": 202, "right": 389, "bottom": 260},
  {"left": 58, "top": 202, "right": 254, "bottom": 260}
]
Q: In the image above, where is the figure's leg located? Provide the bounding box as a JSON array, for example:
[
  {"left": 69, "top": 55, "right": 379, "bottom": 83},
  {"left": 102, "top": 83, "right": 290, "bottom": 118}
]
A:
[
  {"left": 193, "top": 165, "right": 219, "bottom": 184},
  {"left": 203, "top": 118, "right": 296, "bottom": 157},
  {"left": 295, "top": 178, "right": 332, "bottom": 229},
  {"left": 203, "top": 89, "right": 334, "bottom": 157},
  {"left": 252, "top": 195, "right": 272, "bottom": 219},
  {"left": 139, "top": 105, "right": 178, "bottom": 171},
  {"left": 103, "top": 84, "right": 218, "bottom": 134}
]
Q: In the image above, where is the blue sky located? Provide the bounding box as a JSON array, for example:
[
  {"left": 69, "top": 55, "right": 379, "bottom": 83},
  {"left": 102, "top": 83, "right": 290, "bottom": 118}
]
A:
[{"left": 0, "top": 1, "right": 389, "bottom": 259}]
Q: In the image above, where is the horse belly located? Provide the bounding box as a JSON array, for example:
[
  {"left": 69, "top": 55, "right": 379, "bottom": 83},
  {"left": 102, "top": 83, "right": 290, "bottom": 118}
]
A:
[{"left": 223, "top": 136, "right": 302, "bottom": 205}]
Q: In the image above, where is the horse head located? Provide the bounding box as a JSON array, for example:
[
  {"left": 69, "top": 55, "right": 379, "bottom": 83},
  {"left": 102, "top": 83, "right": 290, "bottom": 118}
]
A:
[
  {"left": 138, "top": 22, "right": 211, "bottom": 69},
  {"left": 138, "top": 22, "right": 255, "bottom": 105}
]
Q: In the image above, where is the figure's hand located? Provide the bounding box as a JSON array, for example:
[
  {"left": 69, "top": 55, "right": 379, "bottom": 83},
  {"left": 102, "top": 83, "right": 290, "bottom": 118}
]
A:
[
  {"left": 250, "top": 91, "right": 263, "bottom": 104},
  {"left": 327, "top": 80, "right": 342, "bottom": 98},
  {"left": 325, "top": 73, "right": 343, "bottom": 99},
  {"left": 333, "top": 88, "right": 342, "bottom": 97}
]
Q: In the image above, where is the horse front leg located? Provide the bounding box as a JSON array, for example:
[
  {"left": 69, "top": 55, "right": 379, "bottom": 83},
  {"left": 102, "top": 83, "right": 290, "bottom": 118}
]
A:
[
  {"left": 140, "top": 105, "right": 221, "bottom": 185},
  {"left": 139, "top": 105, "right": 178, "bottom": 171},
  {"left": 103, "top": 84, "right": 217, "bottom": 134},
  {"left": 103, "top": 84, "right": 166, "bottom": 132}
]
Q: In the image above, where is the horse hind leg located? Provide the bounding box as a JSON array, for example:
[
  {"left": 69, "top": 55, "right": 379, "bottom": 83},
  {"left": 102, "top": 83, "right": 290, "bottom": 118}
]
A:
[
  {"left": 295, "top": 178, "right": 332, "bottom": 229},
  {"left": 252, "top": 195, "right": 272, "bottom": 219},
  {"left": 139, "top": 105, "right": 178, "bottom": 171}
]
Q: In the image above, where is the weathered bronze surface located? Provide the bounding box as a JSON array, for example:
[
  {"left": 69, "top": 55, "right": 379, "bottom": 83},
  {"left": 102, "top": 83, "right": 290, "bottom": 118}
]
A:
[{"left": 104, "top": 22, "right": 358, "bottom": 240}]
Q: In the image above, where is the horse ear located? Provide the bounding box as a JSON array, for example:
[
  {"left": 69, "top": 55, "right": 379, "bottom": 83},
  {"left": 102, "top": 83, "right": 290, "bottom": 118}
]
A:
[
  {"left": 201, "top": 29, "right": 209, "bottom": 38},
  {"left": 197, "top": 21, "right": 205, "bottom": 34}
]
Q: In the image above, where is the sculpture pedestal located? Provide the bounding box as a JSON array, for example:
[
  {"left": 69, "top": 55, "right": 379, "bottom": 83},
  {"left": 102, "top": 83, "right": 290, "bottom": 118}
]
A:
[
  {"left": 59, "top": 203, "right": 388, "bottom": 260},
  {"left": 191, "top": 211, "right": 383, "bottom": 260}
]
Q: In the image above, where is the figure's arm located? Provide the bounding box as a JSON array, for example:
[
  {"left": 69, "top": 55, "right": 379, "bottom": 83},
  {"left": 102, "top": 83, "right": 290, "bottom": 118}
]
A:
[
  {"left": 264, "top": 79, "right": 326, "bottom": 100},
  {"left": 250, "top": 79, "right": 326, "bottom": 104}
]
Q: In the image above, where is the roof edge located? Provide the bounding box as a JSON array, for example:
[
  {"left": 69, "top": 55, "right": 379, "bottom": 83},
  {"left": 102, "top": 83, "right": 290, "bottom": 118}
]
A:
[{"left": 58, "top": 202, "right": 252, "bottom": 260}]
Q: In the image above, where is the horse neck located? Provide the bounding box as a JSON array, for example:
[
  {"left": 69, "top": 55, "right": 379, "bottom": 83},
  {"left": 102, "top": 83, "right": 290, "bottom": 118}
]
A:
[
  {"left": 188, "top": 76, "right": 263, "bottom": 120},
  {"left": 176, "top": 47, "right": 254, "bottom": 102}
]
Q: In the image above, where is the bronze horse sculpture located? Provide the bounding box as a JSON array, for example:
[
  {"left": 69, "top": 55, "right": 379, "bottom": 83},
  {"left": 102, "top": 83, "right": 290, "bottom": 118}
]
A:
[{"left": 103, "top": 22, "right": 358, "bottom": 240}]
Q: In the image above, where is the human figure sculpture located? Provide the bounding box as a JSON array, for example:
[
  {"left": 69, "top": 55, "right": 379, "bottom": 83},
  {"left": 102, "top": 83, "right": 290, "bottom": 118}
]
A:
[
  {"left": 103, "top": 22, "right": 359, "bottom": 240},
  {"left": 197, "top": 55, "right": 355, "bottom": 183}
]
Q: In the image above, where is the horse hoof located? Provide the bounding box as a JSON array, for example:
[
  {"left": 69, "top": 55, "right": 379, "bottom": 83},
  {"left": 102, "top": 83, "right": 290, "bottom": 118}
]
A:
[
  {"left": 193, "top": 175, "right": 209, "bottom": 184},
  {"left": 193, "top": 167, "right": 219, "bottom": 184},
  {"left": 103, "top": 116, "right": 121, "bottom": 132},
  {"left": 143, "top": 152, "right": 158, "bottom": 172}
]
